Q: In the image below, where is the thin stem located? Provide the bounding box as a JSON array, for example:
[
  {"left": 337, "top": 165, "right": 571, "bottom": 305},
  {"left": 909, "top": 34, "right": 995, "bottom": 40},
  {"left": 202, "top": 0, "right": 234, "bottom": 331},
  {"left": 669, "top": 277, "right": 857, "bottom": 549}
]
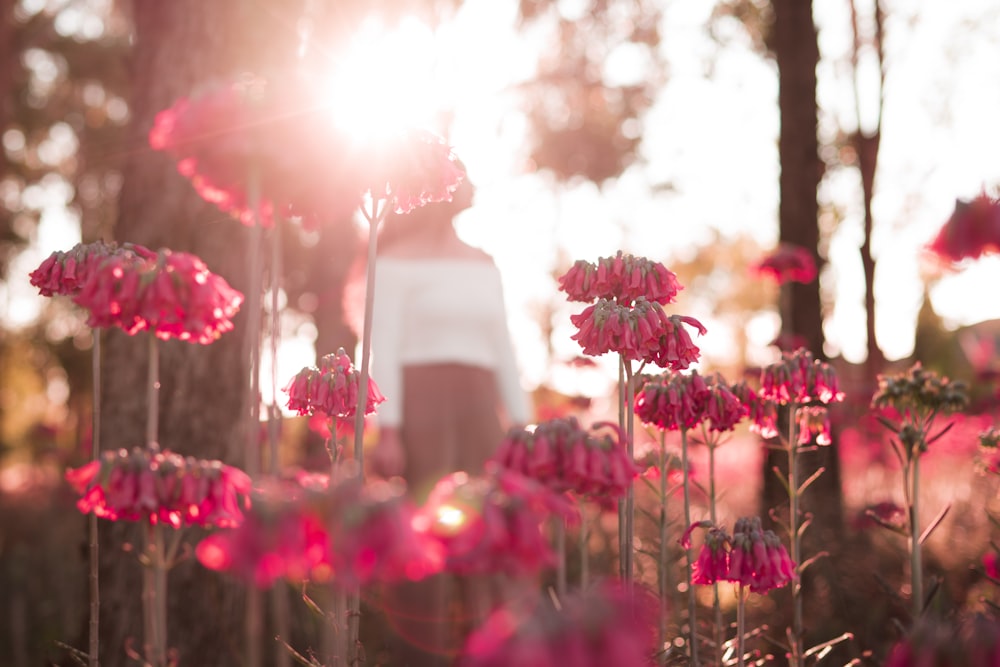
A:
[
  {"left": 555, "top": 517, "right": 567, "bottom": 598},
  {"left": 658, "top": 430, "right": 668, "bottom": 664},
  {"left": 143, "top": 523, "right": 166, "bottom": 667},
  {"left": 623, "top": 362, "right": 636, "bottom": 591},
  {"left": 788, "top": 404, "right": 803, "bottom": 667},
  {"left": 146, "top": 334, "right": 159, "bottom": 450},
  {"left": 154, "top": 524, "right": 167, "bottom": 667},
  {"left": 617, "top": 357, "right": 627, "bottom": 583},
  {"left": 681, "top": 428, "right": 698, "bottom": 666},
  {"left": 910, "top": 453, "right": 923, "bottom": 621},
  {"left": 580, "top": 511, "right": 589, "bottom": 589},
  {"left": 737, "top": 585, "right": 746, "bottom": 667},
  {"left": 709, "top": 436, "right": 722, "bottom": 666},
  {"left": 88, "top": 332, "right": 100, "bottom": 667}
]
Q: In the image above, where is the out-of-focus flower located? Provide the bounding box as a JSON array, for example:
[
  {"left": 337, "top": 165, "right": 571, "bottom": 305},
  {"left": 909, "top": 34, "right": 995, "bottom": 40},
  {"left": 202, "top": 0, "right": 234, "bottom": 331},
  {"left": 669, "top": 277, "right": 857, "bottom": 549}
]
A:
[
  {"left": 691, "top": 526, "right": 730, "bottom": 586},
  {"left": 634, "top": 370, "right": 746, "bottom": 435},
  {"left": 418, "top": 466, "right": 574, "bottom": 578},
  {"left": 150, "top": 75, "right": 465, "bottom": 227},
  {"left": 751, "top": 243, "right": 817, "bottom": 285},
  {"left": 65, "top": 447, "right": 251, "bottom": 528},
  {"left": 983, "top": 550, "right": 1000, "bottom": 580},
  {"left": 759, "top": 348, "right": 845, "bottom": 405},
  {"left": 73, "top": 248, "right": 243, "bottom": 344},
  {"left": 926, "top": 193, "right": 1000, "bottom": 264},
  {"left": 569, "top": 298, "right": 704, "bottom": 369},
  {"left": 196, "top": 474, "right": 441, "bottom": 588},
  {"left": 872, "top": 362, "right": 969, "bottom": 418},
  {"left": 859, "top": 501, "right": 907, "bottom": 534},
  {"left": 557, "top": 251, "right": 682, "bottom": 306},
  {"left": 731, "top": 381, "right": 779, "bottom": 439},
  {"left": 796, "top": 405, "right": 832, "bottom": 445},
  {"left": 459, "top": 580, "right": 657, "bottom": 667},
  {"left": 884, "top": 615, "right": 1000, "bottom": 667},
  {"left": 492, "top": 418, "right": 640, "bottom": 507},
  {"left": 284, "top": 347, "right": 385, "bottom": 419},
  {"left": 29, "top": 241, "right": 156, "bottom": 297},
  {"left": 726, "top": 516, "right": 796, "bottom": 594}
]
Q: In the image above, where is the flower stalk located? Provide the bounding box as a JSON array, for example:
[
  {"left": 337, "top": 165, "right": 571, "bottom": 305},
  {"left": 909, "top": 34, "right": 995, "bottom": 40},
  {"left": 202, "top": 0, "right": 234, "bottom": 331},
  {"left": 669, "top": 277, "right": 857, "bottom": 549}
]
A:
[
  {"left": 88, "top": 331, "right": 101, "bottom": 667},
  {"left": 788, "top": 404, "right": 803, "bottom": 667},
  {"left": 680, "top": 427, "right": 698, "bottom": 666}
]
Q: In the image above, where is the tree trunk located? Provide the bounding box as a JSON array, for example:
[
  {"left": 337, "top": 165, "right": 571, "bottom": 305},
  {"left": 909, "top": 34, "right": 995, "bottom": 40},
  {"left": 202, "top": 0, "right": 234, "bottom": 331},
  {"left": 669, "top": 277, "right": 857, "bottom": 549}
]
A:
[{"left": 98, "top": 2, "right": 302, "bottom": 665}]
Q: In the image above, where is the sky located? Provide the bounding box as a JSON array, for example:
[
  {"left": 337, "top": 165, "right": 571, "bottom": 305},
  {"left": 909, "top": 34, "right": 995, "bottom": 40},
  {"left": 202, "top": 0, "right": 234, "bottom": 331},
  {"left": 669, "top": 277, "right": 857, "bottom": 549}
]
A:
[{"left": 4, "top": 0, "right": 1000, "bottom": 403}]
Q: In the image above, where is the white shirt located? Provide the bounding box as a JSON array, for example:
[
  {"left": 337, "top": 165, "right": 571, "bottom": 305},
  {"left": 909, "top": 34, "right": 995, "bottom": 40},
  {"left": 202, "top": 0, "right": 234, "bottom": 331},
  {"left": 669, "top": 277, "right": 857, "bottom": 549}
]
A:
[{"left": 370, "top": 257, "right": 531, "bottom": 428}]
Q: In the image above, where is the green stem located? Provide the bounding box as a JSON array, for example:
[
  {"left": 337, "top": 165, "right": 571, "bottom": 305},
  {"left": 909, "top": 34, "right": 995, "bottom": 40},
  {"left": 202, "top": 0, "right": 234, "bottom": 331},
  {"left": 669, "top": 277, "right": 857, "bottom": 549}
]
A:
[
  {"left": 911, "top": 453, "right": 923, "bottom": 621},
  {"left": 555, "top": 517, "right": 567, "bottom": 598},
  {"left": 788, "top": 405, "right": 803, "bottom": 667},
  {"left": 580, "top": 511, "right": 589, "bottom": 589},
  {"left": 709, "top": 436, "right": 722, "bottom": 666},
  {"left": 143, "top": 522, "right": 167, "bottom": 667},
  {"left": 623, "top": 362, "right": 636, "bottom": 591},
  {"left": 617, "top": 357, "right": 627, "bottom": 583},
  {"left": 88, "top": 332, "right": 100, "bottom": 667},
  {"left": 146, "top": 333, "right": 159, "bottom": 450},
  {"left": 737, "top": 584, "right": 746, "bottom": 667},
  {"left": 681, "top": 427, "right": 698, "bottom": 666}
]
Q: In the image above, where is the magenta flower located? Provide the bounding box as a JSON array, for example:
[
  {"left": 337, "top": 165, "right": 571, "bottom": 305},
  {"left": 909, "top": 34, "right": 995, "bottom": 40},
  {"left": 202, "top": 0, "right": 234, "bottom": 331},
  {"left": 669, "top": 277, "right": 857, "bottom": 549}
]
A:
[
  {"left": 635, "top": 370, "right": 746, "bottom": 434},
  {"left": 691, "top": 527, "right": 731, "bottom": 585},
  {"left": 726, "top": 516, "right": 796, "bottom": 593},
  {"left": 492, "top": 418, "right": 640, "bottom": 506},
  {"left": 72, "top": 247, "right": 243, "bottom": 344},
  {"left": 460, "top": 580, "right": 657, "bottom": 667},
  {"left": 29, "top": 240, "right": 157, "bottom": 297},
  {"left": 759, "top": 348, "right": 844, "bottom": 405},
  {"left": 926, "top": 193, "right": 1000, "bottom": 264},
  {"left": 66, "top": 447, "right": 252, "bottom": 529},
  {"left": 557, "top": 251, "right": 682, "bottom": 305},
  {"left": 418, "top": 466, "right": 574, "bottom": 578},
  {"left": 569, "top": 297, "right": 704, "bottom": 369},
  {"left": 751, "top": 243, "right": 817, "bottom": 284},
  {"left": 283, "top": 347, "right": 385, "bottom": 419},
  {"left": 730, "top": 381, "right": 779, "bottom": 438},
  {"left": 796, "top": 405, "right": 832, "bottom": 445}
]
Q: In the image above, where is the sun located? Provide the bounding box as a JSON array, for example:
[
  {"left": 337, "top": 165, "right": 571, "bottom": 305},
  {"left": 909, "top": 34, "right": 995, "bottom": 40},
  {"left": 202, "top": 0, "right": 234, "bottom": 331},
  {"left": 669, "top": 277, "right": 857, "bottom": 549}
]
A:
[{"left": 321, "top": 16, "right": 447, "bottom": 144}]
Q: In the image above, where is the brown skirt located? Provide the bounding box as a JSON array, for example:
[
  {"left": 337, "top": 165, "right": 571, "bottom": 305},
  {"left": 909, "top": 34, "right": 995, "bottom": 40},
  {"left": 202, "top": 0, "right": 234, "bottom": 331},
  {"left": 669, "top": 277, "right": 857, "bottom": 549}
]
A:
[{"left": 399, "top": 363, "right": 506, "bottom": 503}]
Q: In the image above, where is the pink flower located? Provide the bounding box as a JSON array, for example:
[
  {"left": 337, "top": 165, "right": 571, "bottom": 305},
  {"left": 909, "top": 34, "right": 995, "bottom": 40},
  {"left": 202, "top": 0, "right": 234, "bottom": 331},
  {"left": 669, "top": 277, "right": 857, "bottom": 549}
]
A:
[
  {"left": 557, "top": 251, "right": 682, "bottom": 305},
  {"left": 283, "top": 347, "right": 385, "bottom": 419},
  {"left": 926, "top": 193, "right": 1000, "bottom": 264},
  {"left": 984, "top": 550, "right": 1000, "bottom": 580},
  {"left": 751, "top": 243, "right": 817, "bottom": 284},
  {"left": 29, "top": 241, "right": 156, "bottom": 298},
  {"left": 726, "top": 516, "right": 796, "bottom": 593},
  {"left": 692, "top": 527, "right": 731, "bottom": 585},
  {"left": 460, "top": 580, "right": 657, "bottom": 667},
  {"left": 634, "top": 370, "right": 711, "bottom": 431},
  {"left": 492, "top": 418, "right": 639, "bottom": 506},
  {"left": 419, "top": 467, "right": 569, "bottom": 578},
  {"left": 72, "top": 248, "right": 243, "bottom": 343},
  {"left": 367, "top": 128, "right": 466, "bottom": 215},
  {"left": 730, "top": 381, "right": 779, "bottom": 438},
  {"left": 796, "top": 405, "right": 832, "bottom": 445},
  {"left": 759, "top": 348, "right": 844, "bottom": 405},
  {"left": 66, "top": 447, "right": 251, "bottom": 528}
]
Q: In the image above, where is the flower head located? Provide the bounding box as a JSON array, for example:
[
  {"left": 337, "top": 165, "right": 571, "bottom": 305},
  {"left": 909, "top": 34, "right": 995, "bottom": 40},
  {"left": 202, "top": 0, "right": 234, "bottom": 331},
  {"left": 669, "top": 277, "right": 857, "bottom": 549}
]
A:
[
  {"left": 29, "top": 241, "right": 156, "bottom": 298},
  {"left": 872, "top": 362, "right": 969, "bottom": 418},
  {"left": 692, "top": 526, "right": 731, "bottom": 585},
  {"left": 759, "top": 348, "right": 845, "bottom": 405},
  {"left": 66, "top": 447, "right": 252, "bottom": 529},
  {"left": 926, "top": 193, "right": 1000, "bottom": 264},
  {"left": 796, "top": 405, "right": 832, "bottom": 446},
  {"left": 730, "top": 381, "right": 779, "bottom": 439},
  {"left": 726, "top": 516, "right": 796, "bottom": 593},
  {"left": 557, "top": 251, "right": 682, "bottom": 305},
  {"left": 751, "top": 243, "right": 817, "bottom": 284},
  {"left": 284, "top": 347, "right": 385, "bottom": 419}
]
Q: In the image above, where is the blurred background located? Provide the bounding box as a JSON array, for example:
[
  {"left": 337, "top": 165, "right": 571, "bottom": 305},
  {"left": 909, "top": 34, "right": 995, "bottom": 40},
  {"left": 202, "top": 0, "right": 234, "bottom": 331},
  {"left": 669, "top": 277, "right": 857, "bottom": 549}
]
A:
[{"left": 2, "top": 0, "right": 1000, "bottom": 665}]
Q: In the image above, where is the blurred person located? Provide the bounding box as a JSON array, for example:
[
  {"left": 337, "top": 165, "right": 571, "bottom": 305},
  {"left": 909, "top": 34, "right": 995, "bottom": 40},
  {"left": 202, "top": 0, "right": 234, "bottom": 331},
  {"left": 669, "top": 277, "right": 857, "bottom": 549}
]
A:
[{"left": 364, "top": 173, "right": 533, "bottom": 666}]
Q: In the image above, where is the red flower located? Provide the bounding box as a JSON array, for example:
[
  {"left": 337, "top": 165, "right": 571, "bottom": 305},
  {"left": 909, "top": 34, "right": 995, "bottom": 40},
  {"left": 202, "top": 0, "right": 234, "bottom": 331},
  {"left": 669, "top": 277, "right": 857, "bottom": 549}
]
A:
[
  {"left": 557, "top": 251, "right": 682, "bottom": 305},
  {"left": 66, "top": 447, "right": 251, "bottom": 528},
  {"left": 72, "top": 248, "right": 243, "bottom": 343},
  {"left": 283, "top": 347, "right": 385, "bottom": 419},
  {"left": 926, "top": 193, "right": 1000, "bottom": 264},
  {"left": 751, "top": 243, "right": 817, "bottom": 284},
  {"left": 726, "top": 516, "right": 796, "bottom": 593},
  {"left": 692, "top": 527, "right": 731, "bottom": 585},
  {"left": 730, "top": 381, "right": 778, "bottom": 438},
  {"left": 796, "top": 405, "right": 832, "bottom": 445}
]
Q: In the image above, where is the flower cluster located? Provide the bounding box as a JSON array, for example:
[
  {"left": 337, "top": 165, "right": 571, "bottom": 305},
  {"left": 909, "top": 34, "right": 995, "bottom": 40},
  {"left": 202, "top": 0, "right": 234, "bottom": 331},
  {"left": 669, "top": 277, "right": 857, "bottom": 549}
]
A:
[
  {"left": 65, "top": 447, "right": 252, "bottom": 528},
  {"left": 70, "top": 247, "right": 244, "bottom": 344},
  {"left": 283, "top": 348, "right": 385, "bottom": 419},
  {"left": 150, "top": 75, "right": 465, "bottom": 227},
  {"left": 796, "top": 405, "right": 832, "bottom": 446},
  {"left": 196, "top": 474, "right": 441, "bottom": 588},
  {"left": 683, "top": 516, "right": 796, "bottom": 593},
  {"left": 731, "top": 380, "right": 779, "bottom": 438},
  {"left": 460, "top": 580, "right": 657, "bottom": 667},
  {"left": 872, "top": 362, "right": 969, "bottom": 417},
  {"left": 750, "top": 243, "right": 818, "bottom": 284},
  {"left": 569, "top": 298, "right": 705, "bottom": 369},
  {"left": 634, "top": 370, "right": 745, "bottom": 433},
  {"left": 558, "top": 251, "right": 682, "bottom": 305},
  {"left": 758, "top": 348, "right": 845, "bottom": 405},
  {"left": 492, "top": 418, "right": 641, "bottom": 505},
  {"left": 926, "top": 192, "right": 1000, "bottom": 264},
  {"left": 29, "top": 240, "right": 157, "bottom": 297},
  {"left": 977, "top": 427, "right": 1000, "bottom": 476},
  {"left": 417, "top": 466, "right": 576, "bottom": 578}
]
